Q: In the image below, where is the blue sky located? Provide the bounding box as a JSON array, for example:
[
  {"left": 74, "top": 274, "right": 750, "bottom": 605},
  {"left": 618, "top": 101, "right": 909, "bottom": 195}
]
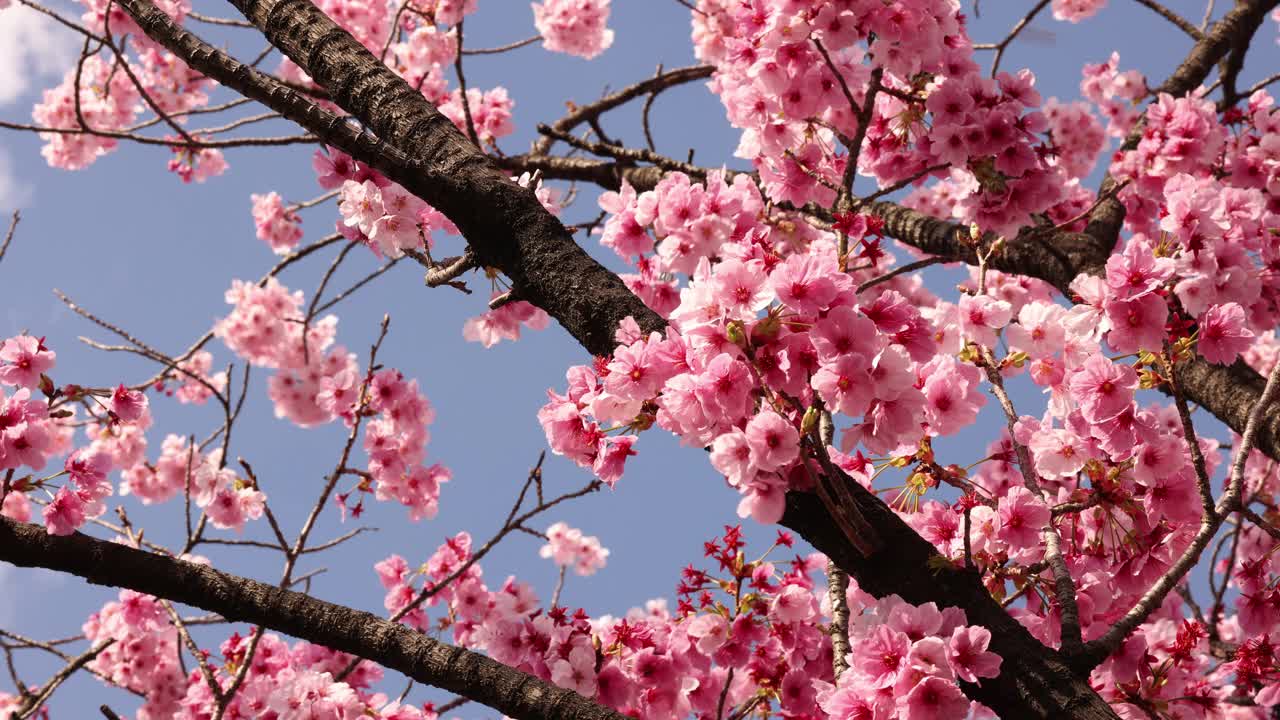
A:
[{"left": 0, "top": 0, "right": 1278, "bottom": 716}]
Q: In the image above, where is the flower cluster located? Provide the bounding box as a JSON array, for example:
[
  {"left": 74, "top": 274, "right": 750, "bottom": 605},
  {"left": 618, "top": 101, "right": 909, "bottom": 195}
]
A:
[
  {"left": 372, "top": 526, "right": 1003, "bottom": 720},
  {"left": 1052, "top": 0, "right": 1107, "bottom": 23},
  {"left": 439, "top": 86, "right": 516, "bottom": 145},
  {"left": 1080, "top": 52, "right": 1146, "bottom": 137},
  {"left": 31, "top": 31, "right": 214, "bottom": 174},
  {"left": 358, "top": 368, "right": 451, "bottom": 521},
  {"left": 32, "top": 55, "right": 142, "bottom": 170},
  {"left": 82, "top": 589, "right": 414, "bottom": 720},
  {"left": 688, "top": 0, "right": 1077, "bottom": 237},
  {"left": 539, "top": 521, "right": 610, "bottom": 576},
  {"left": 532, "top": 0, "right": 614, "bottom": 60},
  {"left": 251, "top": 192, "right": 305, "bottom": 255},
  {"left": 157, "top": 350, "right": 229, "bottom": 406},
  {"left": 326, "top": 147, "right": 455, "bottom": 259},
  {"left": 83, "top": 589, "right": 187, "bottom": 719},
  {"left": 214, "top": 276, "right": 340, "bottom": 372}
]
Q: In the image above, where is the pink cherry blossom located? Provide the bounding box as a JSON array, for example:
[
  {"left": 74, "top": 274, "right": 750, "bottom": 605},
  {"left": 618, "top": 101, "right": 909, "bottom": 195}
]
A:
[
  {"left": 532, "top": 0, "right": 614, "bottom": 59},
  {"left": 1198, "top": 302, "right": 1255, "bottom": 365},
  {"left": 0, "top": 335, "right": 55, "bottom": 388},
  {"left": 1068, "top": 354, "right": 1138, "bottom": 423}
]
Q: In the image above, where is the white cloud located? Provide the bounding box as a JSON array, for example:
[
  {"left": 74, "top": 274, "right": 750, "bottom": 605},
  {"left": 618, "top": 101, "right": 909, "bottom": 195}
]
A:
[
  {"left": 0, "top": 4, "right": 78, "bottom": 107},
  {"left": 0, "top": 145, "right": 28, "bottom": 209}
]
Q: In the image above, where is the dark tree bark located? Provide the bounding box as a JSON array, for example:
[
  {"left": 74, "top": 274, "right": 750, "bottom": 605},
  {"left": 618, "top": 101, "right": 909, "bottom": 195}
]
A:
[{"left": 0, "top": 516, "right": 632, "bottom": 720}]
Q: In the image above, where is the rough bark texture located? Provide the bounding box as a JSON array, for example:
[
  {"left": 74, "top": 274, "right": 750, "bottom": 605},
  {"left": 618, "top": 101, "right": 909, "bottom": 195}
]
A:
[
  {"left": 0, "top": 517, "right": 632, "bottom": 720},
  {"left": 217, "top": 0, "right": 660, "bottom": 357}
]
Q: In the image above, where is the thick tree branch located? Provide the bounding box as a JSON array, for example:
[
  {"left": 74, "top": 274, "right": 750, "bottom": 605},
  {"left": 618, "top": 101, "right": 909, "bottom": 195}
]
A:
[
  {"left": 115, "top": 0, "right": 657, "bottom": 358},
  {"left": 0, "top": 517, "right": 631, "bottom": 720}
]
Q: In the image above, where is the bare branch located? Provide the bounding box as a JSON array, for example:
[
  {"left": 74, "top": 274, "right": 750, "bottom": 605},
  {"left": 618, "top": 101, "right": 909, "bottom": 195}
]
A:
[{"left": 0, "top": 211, "right": 19, "bottom": 268}]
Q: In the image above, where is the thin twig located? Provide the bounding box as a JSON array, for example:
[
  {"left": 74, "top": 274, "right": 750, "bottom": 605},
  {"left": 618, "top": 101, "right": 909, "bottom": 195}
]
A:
[
  {"left": 12, "top": 640, "right": 114, "bottom": 720},
  {"left": 857, "top": 257, "right": 947, "bottom": 293},
  {"left": 462, "top": 35, "right": 539, "bottom": 55},
  {"left": 453, "top": 20, "right": 481, "bottom": 148},
  {"left": 1131, "top": 0, "right": 1204, "bottom": 39},
  {"left": 0, "top": 211, "right": 19, "bottom": 268}
]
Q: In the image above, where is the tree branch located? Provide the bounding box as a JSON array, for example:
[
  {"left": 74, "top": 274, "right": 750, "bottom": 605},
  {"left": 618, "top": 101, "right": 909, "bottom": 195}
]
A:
[{"left": 0, "top": 517, "right": 631, "bottom": 720}]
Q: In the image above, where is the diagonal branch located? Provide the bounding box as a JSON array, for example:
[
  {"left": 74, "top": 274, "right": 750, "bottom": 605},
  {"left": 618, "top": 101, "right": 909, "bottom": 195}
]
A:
[{"left": 0, "top": 516, "right": 631, "bottom": 720}]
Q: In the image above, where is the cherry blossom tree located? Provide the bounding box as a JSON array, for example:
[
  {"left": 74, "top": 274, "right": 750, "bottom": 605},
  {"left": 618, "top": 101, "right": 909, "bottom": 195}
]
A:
[{"left": 2, "top": 0, "right": 1280, "bottom": 719}]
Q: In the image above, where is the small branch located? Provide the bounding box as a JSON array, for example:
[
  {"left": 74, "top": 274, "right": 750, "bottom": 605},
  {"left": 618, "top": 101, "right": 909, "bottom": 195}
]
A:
[
  {"left": 977, "top": 0, "right": 1052, "bottom": 77},
  {"left": 13, "top": 640, "right": 114, "bottom": 720},
  {"left": 530, "top": 65, "right": 714, "bottom": 156},
  {"left": 550, "top": 565, "right": 568, "bottom": 608},
  {"left": 186, "top": 10, "right": 253, "bottom": 26},
  {"left": 1166, "top": 344, "right": 1216, "bottom": 517},
  {"left": 1241, "top": 507, "right": 1280, "bottom": 542},
  {"left": 979, "top": 349, "right": 1083, "bottom": 654},
  {"left": 462, "top": 35, "right": 539, "bottom": 55},
  {"left": 0, "top": 516, "right": 634, "bottom": 720},
  {"left": 1131, "top": 0, "right": 1204, "bottom": 39},
  {"left": 452, "top": 20, "right": 481, "bottom": 148},
  {"left": 423, "top": 250, "right": 477, "bottom": 291},
  {"left": 856, "top": 257, "right": 947, "bottom": 293},
  {"left": 0, "top": 211, "right": 19, "bottom": 268}
]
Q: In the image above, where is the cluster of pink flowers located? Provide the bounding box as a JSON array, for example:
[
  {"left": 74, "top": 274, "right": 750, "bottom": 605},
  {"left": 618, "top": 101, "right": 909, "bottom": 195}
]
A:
[
  {"left": 372, "top": 526, "right": 1003, "bottom": 720},
  {"left": 543, "top": 180, "right": 953, "bottom": 516},
  {"left": 156, "top": 350, "right": 229, "bottom": 405},
  {"left": 531, "top": 0, "right": 614, "bottom": 59},
  {"left": 214, "top": 278, "right": 338, "bottom": 371},
  {"left": 0, "top": 335, "right": 56, "bottom": 389},
  {"left": 83, "top": 589, "right": 188, "bottom": 719},
  {"left": 81, "top": 588, "right": 416, "bottom": 720},
  {"left": 1052, "top": 0, "right": 1107, "bottom": 23},
  {"left": 167, "top": 138, "right": 228, "bottom": 184},
  {"left": 539, "top": 521, "right": 610, "bottom": 575},
  {"left": 439, "top": 86, "right": 516, "bottom": 145},
  {"left": 687, "top": 0, "right": 1079, "bottom": 237},
  {"left": 357, "top": 368, "right": 451, "bottom": 521},
  {"left": 32, "top": 55, "right": 142, "bottom": 170},
  {"left": 32, "top": 5, "right": 215, "bottom": 176},
  {"left": 1080, "top": 52, "right": 1146, "bottom": 137},
  {"left": 462, "top": 295, "right": 551, "bottom": 348},
  {"left": 328, "top": 149, "right": 454, "bottom": 259},
  {"left": 389, "top": 25, "right": 456, "bottom": 104},
  {"left": 213, "top": 275, "right": 450, "bottom": 520},
  {"left": 251, "top": 192, "right": 305, "bottom": 255},
  {"left": 133, "top": 47, "right": 211, "bottom": 117},
  {"left": 0, "top": 336, "right": 169, "bottom": 536},
  {"left": 1042, "top": 99, "right": 1107, "bottom": 179},
  {"left": 818, "top": 596, "right": 1002, "bottom": 719}
]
